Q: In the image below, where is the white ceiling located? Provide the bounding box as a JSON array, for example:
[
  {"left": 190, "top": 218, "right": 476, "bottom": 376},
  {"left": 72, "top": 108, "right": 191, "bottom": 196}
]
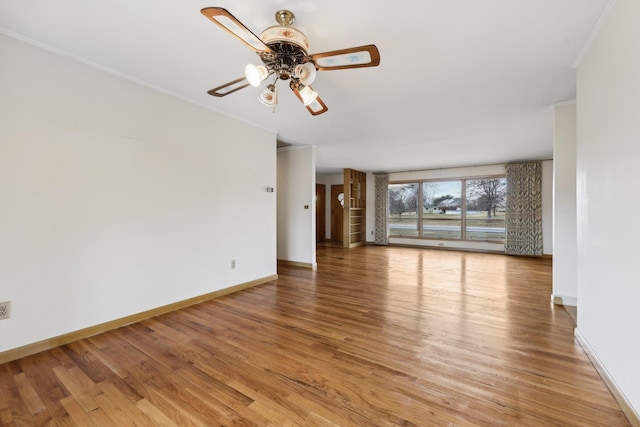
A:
[{"left": 0, "top": 1, "right": 609, "bottom": 174}]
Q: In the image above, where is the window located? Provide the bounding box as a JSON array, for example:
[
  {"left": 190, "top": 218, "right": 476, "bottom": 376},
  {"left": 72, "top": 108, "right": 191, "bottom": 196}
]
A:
[
  {"left": 388, "top": 176, "right": 506, "bottom": 242},
  {"left": 465, "top": 178, "right": 506, "bottom": 241},
  {"left": 388, "top": 183, "right": 419, "bottom": 236},
  {"left": 423, "top": 180, "right": 462, "bottom": 239}
]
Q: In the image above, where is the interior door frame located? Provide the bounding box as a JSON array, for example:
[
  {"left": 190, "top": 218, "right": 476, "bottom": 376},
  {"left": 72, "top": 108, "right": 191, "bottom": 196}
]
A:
[
  {"left": 316, "top": 184, "right": 326, "bottom": 243},
  {"left": 331, "top": 184, "right": 344, "bottom": 242}
]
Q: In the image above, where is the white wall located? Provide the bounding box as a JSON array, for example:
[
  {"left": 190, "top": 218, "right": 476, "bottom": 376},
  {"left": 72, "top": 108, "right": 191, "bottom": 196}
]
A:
[
  {"left": 576, "top": 0, "right": 640, "bottom": 415},
  {"left": 0, "top": 34, "right": 277, "bottom": 353},
  {"left": 277, "top": 146, "right": 316, "bottom": 268},
  {"left": 552, "top": 102, "right": 577, "bottom": 306}
]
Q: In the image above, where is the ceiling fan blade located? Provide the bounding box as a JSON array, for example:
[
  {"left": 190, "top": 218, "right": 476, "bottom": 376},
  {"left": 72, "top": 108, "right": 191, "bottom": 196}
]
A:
[
  {"left": 291, "top": 84, "right": 328, "bottom": 116},
  {"left": 304, "top": 96, "right": 328, "bottom": 115},
  {"left": 207, "top": 77, "right": 251, "bottom": 97},
  {"left": 201, "top": 7, "right": 273, "bottom": 53},
  {"left": 311, "top": 44, "right": 380, "bottom": 71}
]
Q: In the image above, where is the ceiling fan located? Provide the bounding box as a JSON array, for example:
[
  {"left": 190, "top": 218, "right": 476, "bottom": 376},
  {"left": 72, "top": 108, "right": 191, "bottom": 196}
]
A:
[{"left": 201, "top": 7, "right": 380, "bottom": 116}]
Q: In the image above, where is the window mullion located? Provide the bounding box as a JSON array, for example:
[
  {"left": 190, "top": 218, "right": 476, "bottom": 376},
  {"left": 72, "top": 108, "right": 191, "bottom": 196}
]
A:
[
  {"left": 461, "top": 179, "right": 466, "bottom": 240},
  {"left": 418, "top": 182, "right": 424, "bottom": 237}
]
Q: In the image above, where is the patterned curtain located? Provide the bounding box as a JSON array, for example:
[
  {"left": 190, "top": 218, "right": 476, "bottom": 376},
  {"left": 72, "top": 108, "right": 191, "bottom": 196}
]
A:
[
  {"left": 374, "top": 173, "right": 389, "bottom": 245},
  {"left": 505, "top": 162, "right": 543, "bottom": 256}
]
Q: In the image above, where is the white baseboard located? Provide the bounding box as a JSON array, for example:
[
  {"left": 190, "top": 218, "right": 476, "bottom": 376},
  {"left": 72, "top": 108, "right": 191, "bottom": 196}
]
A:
[{"left": 574, "top": 328, "right": 640, "bottom": 426}]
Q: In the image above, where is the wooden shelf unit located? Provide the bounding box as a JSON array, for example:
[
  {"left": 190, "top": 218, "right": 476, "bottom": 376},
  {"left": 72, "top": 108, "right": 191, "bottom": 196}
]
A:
[{"left": 343, "top": 168, "right": 366, "bottom": 248}]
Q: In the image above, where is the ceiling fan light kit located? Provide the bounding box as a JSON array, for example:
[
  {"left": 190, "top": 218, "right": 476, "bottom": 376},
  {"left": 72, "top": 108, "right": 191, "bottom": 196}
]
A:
[
  {"left": 244, "top": 64, "right": 269, "bottom": 87},
  {"left": 293, "top": 62, "right": 317, "bottom": 86},
  {"left": 297, "top": 85, "right": 319, "bottom": 106},
  {"left": 258, "top": 84, "right": 277, "bottom": 107},
  {"left": 201, "top": 7, "right": 380, "bottom": 116}
]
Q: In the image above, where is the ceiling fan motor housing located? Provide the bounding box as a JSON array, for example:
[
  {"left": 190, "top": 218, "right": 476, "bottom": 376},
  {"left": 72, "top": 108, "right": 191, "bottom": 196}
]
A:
[
  {"left": 259, "top": 10, "right": 313, "bottom": 82},
  {"left": 260, "top": 25, "right": 310, "bottom": 53}
]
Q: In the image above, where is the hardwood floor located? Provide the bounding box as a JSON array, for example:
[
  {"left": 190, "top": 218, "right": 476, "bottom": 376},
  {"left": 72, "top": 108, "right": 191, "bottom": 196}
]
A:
[
  {"left": 564, "top": 305, "right": 578, "bottom": 326},
  {"left": 0, "top": 246, "right": 630, "bottom": 426}
]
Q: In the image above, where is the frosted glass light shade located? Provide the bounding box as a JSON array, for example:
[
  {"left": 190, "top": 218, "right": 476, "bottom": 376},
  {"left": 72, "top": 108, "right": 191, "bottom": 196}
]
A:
[
  {"left": 258, "top": 85, "right": 277, "bottom": 106},
  {"left": 298, "top": 85, "right": 318, "bottom": 106},
  {"left": 245, "top": 64, "right": 269, "bottom": 87},
  {"left": 294, "top": 63, "right": 317, "bottom": 86}
]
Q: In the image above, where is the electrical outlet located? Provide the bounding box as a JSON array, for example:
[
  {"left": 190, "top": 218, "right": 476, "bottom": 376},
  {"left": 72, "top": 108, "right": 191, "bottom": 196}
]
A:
[
  {"left": 0, "top": 301, "right": 11, "bottom": 320},
  {"left": 231, "top": 259, "right": 236, "bottom": 269}
]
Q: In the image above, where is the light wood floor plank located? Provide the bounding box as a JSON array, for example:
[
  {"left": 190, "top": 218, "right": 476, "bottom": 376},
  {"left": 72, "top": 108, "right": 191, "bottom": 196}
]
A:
[{"left": 0, "top": 245, "right": 632, "bottom": 426}]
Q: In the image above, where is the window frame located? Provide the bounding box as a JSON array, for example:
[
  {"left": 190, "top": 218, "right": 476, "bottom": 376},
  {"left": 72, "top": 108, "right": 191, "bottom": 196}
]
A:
[{"left": 387, "top": 174, "right": 506, "bottom": 243}]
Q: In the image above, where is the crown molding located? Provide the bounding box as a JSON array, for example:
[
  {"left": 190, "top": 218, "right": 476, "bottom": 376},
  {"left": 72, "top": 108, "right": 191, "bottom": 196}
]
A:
[{"left": 572, "top": 0, "right": 618, "bottom": 69}]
